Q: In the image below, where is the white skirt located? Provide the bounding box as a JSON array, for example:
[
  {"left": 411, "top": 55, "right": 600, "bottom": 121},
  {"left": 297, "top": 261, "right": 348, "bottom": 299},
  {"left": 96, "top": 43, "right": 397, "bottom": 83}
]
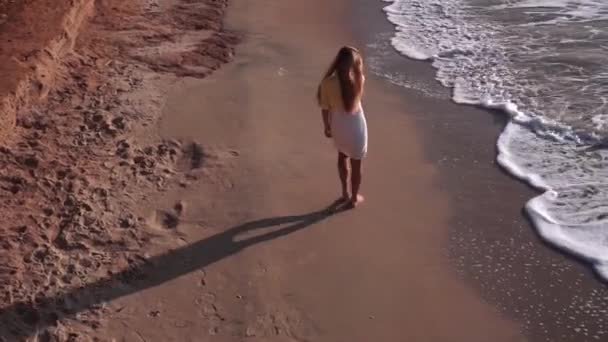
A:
[{"left": 331, "top": 109, "right": 368, "bottom": 160}]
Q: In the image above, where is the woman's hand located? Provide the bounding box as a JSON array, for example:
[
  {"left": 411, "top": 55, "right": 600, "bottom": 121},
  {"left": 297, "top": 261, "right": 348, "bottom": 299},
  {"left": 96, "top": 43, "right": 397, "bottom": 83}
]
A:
[{"left": 321, "top": 110, "right": 332, "bottom": 138}]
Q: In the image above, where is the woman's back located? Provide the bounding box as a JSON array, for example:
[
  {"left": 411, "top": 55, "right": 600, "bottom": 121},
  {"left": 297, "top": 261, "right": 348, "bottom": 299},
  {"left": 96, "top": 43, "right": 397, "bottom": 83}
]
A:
[{"left": 319, "top": 75, "right": 363, "bottom": 113}]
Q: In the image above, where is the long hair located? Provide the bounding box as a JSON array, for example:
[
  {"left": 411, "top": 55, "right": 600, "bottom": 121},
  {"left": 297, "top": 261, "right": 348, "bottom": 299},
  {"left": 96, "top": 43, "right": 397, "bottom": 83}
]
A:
[{"left": 317, "top": 46, "right": 364, "bottom": 112}]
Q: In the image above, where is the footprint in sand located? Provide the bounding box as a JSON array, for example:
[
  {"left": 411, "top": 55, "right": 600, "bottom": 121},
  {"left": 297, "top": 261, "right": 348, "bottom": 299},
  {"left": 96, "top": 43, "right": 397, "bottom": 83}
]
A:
[
  {"left": 147, "top": 201, "right": 187, "bottom": 231},
  {"left": 178, "top": 142, "right": 205, "bottom": 171},
  {"left": 149, "top": 210, "right": 180, "bottom": 230}
]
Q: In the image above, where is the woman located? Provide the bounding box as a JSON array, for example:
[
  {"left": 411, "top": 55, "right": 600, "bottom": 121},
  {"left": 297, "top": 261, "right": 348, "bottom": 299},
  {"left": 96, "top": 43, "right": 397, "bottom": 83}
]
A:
[{"left": 317, "top": 46, "right": 368, "bottom": 208}]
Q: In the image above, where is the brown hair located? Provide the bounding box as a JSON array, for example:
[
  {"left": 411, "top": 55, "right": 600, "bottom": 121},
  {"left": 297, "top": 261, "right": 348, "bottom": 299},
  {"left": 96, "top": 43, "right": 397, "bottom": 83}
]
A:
[{"left": 317, "top": 46, "right": 364, "bottom": 112}]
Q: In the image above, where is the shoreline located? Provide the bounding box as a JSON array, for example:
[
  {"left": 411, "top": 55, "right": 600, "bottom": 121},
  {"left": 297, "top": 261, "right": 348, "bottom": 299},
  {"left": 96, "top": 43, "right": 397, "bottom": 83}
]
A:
[{"left": 358, "top": 1, "right": 608, "bottom": 341}]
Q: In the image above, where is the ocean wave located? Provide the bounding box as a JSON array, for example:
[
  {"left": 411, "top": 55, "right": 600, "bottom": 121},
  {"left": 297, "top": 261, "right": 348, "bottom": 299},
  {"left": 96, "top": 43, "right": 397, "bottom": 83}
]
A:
[{"left": 382, "top": 0, "right": 608, "bottom": 281}]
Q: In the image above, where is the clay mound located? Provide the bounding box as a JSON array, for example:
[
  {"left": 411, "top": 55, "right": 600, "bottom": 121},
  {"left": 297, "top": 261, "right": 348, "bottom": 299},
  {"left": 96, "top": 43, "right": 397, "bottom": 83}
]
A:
[{"left": 0, "top": 0, "right": 94, "bottom": 141}]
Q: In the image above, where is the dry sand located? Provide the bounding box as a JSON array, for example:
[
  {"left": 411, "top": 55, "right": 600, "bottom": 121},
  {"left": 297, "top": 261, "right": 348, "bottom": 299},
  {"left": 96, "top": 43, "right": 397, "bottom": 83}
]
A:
[{"left": 0, "top": 0, "right": 238, "bottom": 340}]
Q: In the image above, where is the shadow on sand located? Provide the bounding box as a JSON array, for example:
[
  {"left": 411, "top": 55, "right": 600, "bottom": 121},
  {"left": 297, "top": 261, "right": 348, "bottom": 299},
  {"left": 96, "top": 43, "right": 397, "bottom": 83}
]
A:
[{"left": 0, "top": 200, "right": 347, "bottom": 339}]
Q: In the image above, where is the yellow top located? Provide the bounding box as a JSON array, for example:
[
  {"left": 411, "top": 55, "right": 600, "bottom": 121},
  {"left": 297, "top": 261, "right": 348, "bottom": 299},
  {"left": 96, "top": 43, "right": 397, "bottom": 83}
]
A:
[
  {"left": 319, "top": 75, "right": 363, "bottom": 112},
  {"left": 319, "top": 75, "right": 345, "bottom": 112}
]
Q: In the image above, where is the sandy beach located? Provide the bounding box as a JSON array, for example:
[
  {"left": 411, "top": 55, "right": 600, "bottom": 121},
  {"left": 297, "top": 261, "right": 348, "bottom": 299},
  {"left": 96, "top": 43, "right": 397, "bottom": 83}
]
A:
[
  {"left": 145, "top": 0, "right": 524, "bottom": 340},
  {"left": 1, "top": 0, "right": 608, "bottom": 341}
]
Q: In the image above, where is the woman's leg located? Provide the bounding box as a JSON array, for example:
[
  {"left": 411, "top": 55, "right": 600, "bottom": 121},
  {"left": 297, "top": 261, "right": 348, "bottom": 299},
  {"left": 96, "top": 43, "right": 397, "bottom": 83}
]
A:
[
  {"left": 338, "top": 152, "right": 349, "bottom": 200},
  {"left": 349, "top": 158, "right": 364, "bottom": 207}
]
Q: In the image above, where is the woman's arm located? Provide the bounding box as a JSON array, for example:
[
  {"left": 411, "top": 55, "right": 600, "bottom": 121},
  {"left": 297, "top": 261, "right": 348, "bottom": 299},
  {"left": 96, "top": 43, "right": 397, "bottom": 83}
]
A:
[{"left": 322, "top": 109, "right": 332, "bottom": 137}]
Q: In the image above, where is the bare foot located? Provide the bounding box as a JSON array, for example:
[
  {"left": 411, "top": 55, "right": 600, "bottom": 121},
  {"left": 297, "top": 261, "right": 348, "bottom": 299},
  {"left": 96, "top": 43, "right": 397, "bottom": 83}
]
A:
[{"left": 347, "top": 194, "right": 365, "bottom": 209}]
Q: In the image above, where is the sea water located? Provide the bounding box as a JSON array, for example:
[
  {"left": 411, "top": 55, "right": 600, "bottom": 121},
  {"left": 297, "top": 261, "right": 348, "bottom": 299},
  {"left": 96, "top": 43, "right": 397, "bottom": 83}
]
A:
[{"left": 381, "top": 0, "right": 608, "bottom": 279}]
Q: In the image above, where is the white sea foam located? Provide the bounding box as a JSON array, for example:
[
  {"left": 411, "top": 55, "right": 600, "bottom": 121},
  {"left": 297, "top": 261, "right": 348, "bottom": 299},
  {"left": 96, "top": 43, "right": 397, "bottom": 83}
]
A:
[
  {"left": 383, "top": 0, "right": 608, "bottom": 280},
  {"left": 488, "top": 0, "right": 608, "bottom": 25},
  {"left": 499, "top": 121, "right": 608, "bottom": 278}
]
